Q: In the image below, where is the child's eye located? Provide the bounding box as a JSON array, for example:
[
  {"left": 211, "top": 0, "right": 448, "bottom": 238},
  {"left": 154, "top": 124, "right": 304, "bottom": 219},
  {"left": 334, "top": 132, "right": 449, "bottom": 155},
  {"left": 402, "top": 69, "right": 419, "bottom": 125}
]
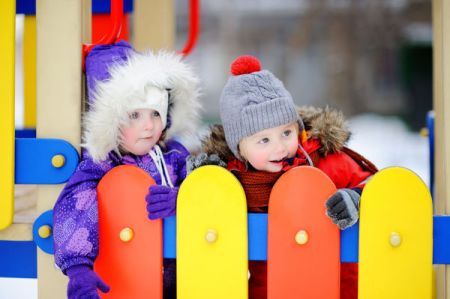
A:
[
  {"left": 258, "top": 138, "right": 269, "bottom": 144},
  {"left": 129, "top": 111, "right": 139, "bottom": 119},
  {"left": 152, "top": 111, "right": 160, "bottom": 117},
  {"left": 282, "top": 130, "right": 292, "bottom": 137}
]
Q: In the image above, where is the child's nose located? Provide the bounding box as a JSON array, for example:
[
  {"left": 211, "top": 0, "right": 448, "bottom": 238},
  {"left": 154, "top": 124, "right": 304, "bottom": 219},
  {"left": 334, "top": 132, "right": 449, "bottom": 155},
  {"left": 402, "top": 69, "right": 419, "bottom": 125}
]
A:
[
  {"left": 142, "top": 116, "right": 154, "bottom": 130},
  {"left": 275, "top": 142, "right": 288, "bottom": 155}
]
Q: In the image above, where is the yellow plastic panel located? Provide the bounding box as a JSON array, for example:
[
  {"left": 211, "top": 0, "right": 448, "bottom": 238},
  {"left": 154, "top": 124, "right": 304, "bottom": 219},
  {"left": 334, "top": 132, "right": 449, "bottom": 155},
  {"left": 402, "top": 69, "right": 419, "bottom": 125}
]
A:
[
  {"left": 177, "top": 166, "right": 248, "bottom": 299},
  {"left": 359, "top": 167, "right": 433, "bottom": 299},
  {"left": 24, "top": 16, "right": 37, "bottom": 128},
  {"left": 0, "top": 0, "right": 16, "bottom": 230}
]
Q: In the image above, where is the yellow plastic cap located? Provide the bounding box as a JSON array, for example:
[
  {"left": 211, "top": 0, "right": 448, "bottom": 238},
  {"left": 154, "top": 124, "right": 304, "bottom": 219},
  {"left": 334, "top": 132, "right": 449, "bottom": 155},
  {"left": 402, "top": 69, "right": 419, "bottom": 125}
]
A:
[
  {"left": 52, "top": 154, "right": 65, "bottom": 168},
  {"left": 389, "top": 232, "right": 402, "bottom": 247},
  {"left": 295, "top": 230, "right": 309, "bottom": 245},
  {"left": 119, "top": 227, "right": 134, "bottom": 242},
  {"left": 38, "top": 225, "right": 52, "bottom": 239},
  {"left": 205, "top": 229, "right": 218, "bottom": 243}
]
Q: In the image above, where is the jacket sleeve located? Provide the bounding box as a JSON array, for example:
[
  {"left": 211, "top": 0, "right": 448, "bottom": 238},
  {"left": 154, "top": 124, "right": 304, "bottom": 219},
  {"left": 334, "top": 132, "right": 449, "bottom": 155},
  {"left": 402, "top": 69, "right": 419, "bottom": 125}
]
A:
[
  {"left": 316, "top": 151, "right": 373, "bottom": 190},
  {"left": 167, "top": 140, "right": 190, "bottom": 187},
  {"left": 53, "top": 154, "right": 114, "bottom": 274}
]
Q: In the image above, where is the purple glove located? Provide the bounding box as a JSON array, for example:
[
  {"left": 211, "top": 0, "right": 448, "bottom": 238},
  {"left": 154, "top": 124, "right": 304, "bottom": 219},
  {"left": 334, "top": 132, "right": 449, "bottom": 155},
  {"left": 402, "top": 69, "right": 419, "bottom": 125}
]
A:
[
  {"left": 146, "top": 185, "right": 179, "bottom": 220},
  {"left": 66, "top": 265, "right": 110, "bottom": 299}
]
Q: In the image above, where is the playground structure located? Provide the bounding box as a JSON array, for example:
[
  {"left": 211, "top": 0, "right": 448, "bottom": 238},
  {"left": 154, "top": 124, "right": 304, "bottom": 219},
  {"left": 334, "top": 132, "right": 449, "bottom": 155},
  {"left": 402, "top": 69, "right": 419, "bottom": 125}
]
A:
[{"left": 1, "top": 0, "right": 450, "bottom": 298}]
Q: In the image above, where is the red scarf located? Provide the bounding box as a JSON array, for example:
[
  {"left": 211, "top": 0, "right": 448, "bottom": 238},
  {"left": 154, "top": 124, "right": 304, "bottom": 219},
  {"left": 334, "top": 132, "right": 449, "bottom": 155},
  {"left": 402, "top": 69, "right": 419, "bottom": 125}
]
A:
[{"left": 227, "top": 138, "right": 322, "bottom": 212}]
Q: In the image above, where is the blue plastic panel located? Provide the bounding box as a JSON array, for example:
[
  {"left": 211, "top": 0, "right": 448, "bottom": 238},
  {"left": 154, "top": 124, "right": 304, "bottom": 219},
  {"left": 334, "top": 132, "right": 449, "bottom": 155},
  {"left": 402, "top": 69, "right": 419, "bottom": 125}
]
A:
[
  {"left": 163, "top": 213, "right": 269, "bottom": 260},
  {"left": 16, "top": 0, "right": 35, "bottom": 15},
  {"left": 163, "top": 216, "right": 176, "bottom": 258},
  {"left": 92, "top": 0, "right": 133, "bottom": 13},
  {"left": 1, "top": 215, "right": 448, "bottom": 279},
  {"left": 163, "top": 214, "right": 450, "bottom": 263},
  {"left": 427, "top": 111, "right": 434, "bottom": 199},
  {"left": 0, "top": 240, "right": 37, "bottom": 278},
  {"left": 15, "top": 128, "right": 36, "bottom": 138},
  {"left": 340, "top": 222, "right": 359, "bottom": 262},
  {"left": 32, "top": 210, "right": 54, "bottom": 254},
  {"left": 15, "top": 138, "right": 79, "bottom": 184},
  {"left": 433, "top": 215, "right": 450, "bottom": 264},
  {"left": 248, "top": 213, "right": 268, "bottom": 261}
]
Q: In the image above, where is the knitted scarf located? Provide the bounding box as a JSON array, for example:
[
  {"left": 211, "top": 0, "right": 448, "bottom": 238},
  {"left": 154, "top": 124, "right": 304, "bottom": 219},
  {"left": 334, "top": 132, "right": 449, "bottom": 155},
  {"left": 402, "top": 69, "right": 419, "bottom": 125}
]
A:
[
  {"left": 232, "top": 170, "right": 283, "bottom": 212},
  {"left": 227, "top": 138, "right": 322, "bottom": 212}
]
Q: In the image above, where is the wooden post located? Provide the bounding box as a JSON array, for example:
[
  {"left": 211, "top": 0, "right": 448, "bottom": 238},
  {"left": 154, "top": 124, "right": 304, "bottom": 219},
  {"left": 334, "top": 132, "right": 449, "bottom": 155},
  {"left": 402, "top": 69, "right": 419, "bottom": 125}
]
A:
[
  {"left": 36, "top": 0, "right": 91, "bottom": 298},
  {"left": 432, "top": 0, "right": 450, "bottom": 298},
  {"left": 133, "top": 0, "right": 175, "bottom": 51}
]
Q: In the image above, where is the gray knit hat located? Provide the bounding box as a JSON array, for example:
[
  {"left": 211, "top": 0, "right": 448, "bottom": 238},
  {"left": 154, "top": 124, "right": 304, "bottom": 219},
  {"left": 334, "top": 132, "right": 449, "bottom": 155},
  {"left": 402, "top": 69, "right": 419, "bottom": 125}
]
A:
[{"left": 219, "top": 55, "right": 303, "bottom": 160}]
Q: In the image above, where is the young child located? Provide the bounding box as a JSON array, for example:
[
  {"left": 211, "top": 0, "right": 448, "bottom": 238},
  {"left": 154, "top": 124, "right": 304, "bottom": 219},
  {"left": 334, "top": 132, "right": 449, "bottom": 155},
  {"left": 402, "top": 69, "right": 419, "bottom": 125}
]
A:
[
  {"left": 53, "top": 48, "right": 201, "bottom": 299},
  {"left": 199, "top": 55, "right": 377, "bottom": 299}
]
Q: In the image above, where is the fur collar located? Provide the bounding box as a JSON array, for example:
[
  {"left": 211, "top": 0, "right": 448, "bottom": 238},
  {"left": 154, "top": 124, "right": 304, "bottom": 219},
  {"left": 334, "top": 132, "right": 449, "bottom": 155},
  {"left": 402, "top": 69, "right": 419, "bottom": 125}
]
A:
[
  {"left": 203, "top": 106, "right": 351, "bottom": 159},
  {"left": 82, "top": 51, "right": 201, "bottom": 162},
  {"left": 299, "top": 106, "right": 350, "bottom": 156}
]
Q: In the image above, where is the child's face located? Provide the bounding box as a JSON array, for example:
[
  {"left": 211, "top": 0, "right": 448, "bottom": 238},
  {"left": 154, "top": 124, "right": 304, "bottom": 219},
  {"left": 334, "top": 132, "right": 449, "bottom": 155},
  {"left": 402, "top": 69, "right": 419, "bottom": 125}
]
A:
[
  {"left": 239, "top": 122, "right": 299, "bottom": 172},
  {"left": 120, "top": 108, "right": 164, "bottom": 155}
]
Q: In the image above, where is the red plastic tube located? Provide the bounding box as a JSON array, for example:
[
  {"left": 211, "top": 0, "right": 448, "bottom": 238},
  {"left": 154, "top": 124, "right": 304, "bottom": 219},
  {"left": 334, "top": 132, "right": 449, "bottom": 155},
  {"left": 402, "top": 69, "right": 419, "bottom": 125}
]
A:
[
  {"left": 178, "top": 0, "right": 200, "bottom": 57},
  {"left": 82, "top": 0, "right": 124, "bottom": 69}
]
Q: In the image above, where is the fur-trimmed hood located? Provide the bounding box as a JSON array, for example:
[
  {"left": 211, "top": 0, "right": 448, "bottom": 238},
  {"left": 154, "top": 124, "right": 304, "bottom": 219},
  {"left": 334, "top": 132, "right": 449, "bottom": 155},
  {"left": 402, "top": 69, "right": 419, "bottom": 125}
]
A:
[
  {"left": 82, "top": 51, "right": 201, "bottom": 162},
  {"left": 203, "top": 106, "right": 351, "bottom": 159}
]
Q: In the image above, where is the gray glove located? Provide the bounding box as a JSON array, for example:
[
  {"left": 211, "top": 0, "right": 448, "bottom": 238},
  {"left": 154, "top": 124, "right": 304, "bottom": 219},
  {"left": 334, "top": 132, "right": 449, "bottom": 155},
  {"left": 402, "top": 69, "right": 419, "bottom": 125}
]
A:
[
  {"left": 325, "top": 188, "right": 360, "bottom": 230},
  {"left": 186, "top": 153, "right": 227, "bottom": 174}
]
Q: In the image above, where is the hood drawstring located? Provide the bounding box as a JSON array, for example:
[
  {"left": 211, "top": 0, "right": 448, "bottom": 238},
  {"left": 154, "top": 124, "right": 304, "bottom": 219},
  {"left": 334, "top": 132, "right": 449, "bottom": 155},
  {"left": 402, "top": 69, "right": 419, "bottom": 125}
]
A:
[
  {"left": 149, "top": 144, "right": 174, "bottom": 188},
  {"left": 298, "top": 143, "right": 314, "bottom": 166}
]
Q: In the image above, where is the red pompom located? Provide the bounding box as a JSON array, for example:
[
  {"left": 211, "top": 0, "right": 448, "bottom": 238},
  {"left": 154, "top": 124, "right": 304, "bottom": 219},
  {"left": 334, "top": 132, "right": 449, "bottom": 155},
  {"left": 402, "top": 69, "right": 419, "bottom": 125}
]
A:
[{"left": 230, "top": 55, "right": 261, "bottom": 76}]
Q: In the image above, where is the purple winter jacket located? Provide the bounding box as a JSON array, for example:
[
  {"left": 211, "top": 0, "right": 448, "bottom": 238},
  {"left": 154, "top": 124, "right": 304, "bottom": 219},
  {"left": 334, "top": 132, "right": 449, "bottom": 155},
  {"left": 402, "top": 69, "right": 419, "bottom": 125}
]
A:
[{"left": 53, "top": 139, "right": 188, "bottom": 273}]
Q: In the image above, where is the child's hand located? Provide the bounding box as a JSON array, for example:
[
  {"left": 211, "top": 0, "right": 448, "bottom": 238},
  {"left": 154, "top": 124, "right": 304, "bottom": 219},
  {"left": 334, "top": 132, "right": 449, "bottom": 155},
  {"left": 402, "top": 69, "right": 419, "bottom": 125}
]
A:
[
  {"left": 146, "top": 185, "right": 179, "bottom": 220},
  {"left": 67, "top": 265, "right": 110, "bottom": 299},
  {"left": 325, "top": 188, "right": 360, "bottom": 230},
  {"left": 186, "top": 153, "right": 227, "bottom": 174}
]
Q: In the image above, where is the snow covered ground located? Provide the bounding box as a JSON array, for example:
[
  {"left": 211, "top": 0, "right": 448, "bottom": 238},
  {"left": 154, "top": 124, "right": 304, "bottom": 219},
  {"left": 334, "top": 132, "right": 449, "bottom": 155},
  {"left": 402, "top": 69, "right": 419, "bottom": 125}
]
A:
[{"left": 0, "top": 278, "right": 37, "bottom": 299}]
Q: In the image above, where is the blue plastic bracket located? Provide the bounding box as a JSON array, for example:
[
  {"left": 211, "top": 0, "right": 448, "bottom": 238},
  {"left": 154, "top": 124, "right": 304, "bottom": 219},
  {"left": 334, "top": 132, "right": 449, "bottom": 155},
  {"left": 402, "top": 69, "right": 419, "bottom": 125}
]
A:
[
  {"left": 15, "top": 138, "right": 79, "bottom": 184},
  {"left": 32, "top": 210, "right": 54, "bottom": 255}
]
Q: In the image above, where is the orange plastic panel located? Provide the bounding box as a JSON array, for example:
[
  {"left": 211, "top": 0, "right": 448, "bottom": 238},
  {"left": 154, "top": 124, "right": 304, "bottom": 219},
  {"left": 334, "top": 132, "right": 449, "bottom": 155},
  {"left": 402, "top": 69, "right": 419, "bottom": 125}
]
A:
[
  {"left": 95, "top": 165, "right": 162, "bottom": 299},
  {"left": 268, "top": 166, "right": 340, "bottom": 299}
]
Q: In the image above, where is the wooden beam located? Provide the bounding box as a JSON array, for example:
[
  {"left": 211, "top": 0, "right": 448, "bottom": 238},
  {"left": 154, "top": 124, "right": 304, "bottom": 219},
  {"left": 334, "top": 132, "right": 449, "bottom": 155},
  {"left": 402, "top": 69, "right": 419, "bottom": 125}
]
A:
[
  {"left": 36, "top": 0, "right": 91, "bottom": 298},
  {"left": 133, "top": 0, "right": 175, "bottom": 51},
  {"left": 432, "top": 0, "right": 450, "bottom": 297}
]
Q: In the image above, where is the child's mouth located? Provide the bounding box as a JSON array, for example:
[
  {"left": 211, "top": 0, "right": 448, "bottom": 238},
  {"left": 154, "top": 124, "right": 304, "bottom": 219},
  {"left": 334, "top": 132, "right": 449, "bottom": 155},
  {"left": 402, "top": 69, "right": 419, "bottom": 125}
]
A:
[{"left": 270, "top": 156, "right": 288, "bottom": 163}]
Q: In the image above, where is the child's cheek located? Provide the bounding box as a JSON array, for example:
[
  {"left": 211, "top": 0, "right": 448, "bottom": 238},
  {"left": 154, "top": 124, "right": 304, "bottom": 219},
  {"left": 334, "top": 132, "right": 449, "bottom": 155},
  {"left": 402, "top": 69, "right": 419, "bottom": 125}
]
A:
[
  {"left": 120, "top": 127, "right": 138, "bottom": 147},
  {"left": 289, "top": 142, "right": 298, "bottom": 158},
  {"left": 249, "top": 154, "right": 266, "bottom": 171}
]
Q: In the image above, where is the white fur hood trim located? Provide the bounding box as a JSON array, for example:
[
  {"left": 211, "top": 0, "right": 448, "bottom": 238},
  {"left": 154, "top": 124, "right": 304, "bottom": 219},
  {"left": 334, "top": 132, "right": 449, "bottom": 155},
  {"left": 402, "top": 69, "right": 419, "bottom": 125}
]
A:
[{"left": 82, "top": 51, "right": 201, "bottom": 162}]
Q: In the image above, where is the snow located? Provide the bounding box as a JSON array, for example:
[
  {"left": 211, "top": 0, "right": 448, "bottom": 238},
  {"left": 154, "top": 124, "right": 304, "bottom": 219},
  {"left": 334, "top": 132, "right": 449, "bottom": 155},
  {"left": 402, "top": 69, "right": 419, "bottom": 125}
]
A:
[
  {"left": 347, "top": 114, "right": 429, "bottom": 187},
  {"left": 0, "top": 278, "right": 37, "bottom": 299}
]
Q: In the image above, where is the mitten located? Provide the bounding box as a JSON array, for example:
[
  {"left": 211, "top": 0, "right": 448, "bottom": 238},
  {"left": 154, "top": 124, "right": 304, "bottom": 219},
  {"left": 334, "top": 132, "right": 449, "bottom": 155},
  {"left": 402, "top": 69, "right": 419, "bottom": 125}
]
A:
[
  {"left": 325, "top": 188, "right": 360, "bottom": 230},
  {"left": 146, "top": 185, "right": 179, "bottom": 220},
  {"left": 66, "top": 265, "right": 110, "bottom": 299},
  {"left": 186, "top": 153, "right": 227, "bottom": 174}
]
